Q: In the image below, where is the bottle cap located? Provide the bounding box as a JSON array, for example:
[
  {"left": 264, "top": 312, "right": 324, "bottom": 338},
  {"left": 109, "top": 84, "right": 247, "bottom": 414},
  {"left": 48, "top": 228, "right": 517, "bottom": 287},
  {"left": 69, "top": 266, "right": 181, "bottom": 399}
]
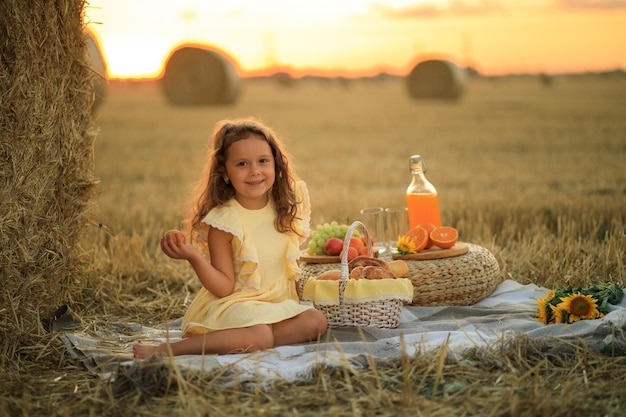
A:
[{"left": 409, "top": 155, "right": 425, "bottom": 173}]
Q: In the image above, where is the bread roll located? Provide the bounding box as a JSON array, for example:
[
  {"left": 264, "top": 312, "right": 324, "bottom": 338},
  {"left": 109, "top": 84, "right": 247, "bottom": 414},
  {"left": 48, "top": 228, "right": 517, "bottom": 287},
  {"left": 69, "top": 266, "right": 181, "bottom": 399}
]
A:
[
  {"left": 387, "top": 260, "right": 409, "bottom": 277},
  {"left": 349, "top": 266, "right": 365, "bottom": 280},
  {"left": 316, "top": 269, "right": 341, "bottom": 280}
]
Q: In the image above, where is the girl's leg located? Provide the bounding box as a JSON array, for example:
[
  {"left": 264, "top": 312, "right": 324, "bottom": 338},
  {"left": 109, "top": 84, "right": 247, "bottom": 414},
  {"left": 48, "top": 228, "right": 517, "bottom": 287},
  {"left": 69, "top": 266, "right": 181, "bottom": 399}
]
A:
[
  {"left": 133, "top": 324, "right": 274, "bottom": 359},
  {"left": 271, "top": 308, "right": 328, "bottom": 347}
]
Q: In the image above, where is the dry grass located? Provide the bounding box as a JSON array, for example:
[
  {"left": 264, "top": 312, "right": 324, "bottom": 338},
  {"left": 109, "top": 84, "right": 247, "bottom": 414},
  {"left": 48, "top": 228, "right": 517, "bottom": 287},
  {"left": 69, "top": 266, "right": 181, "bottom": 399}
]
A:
[{"left": 2, "top": 74, "right": 626, "bottom": 416}]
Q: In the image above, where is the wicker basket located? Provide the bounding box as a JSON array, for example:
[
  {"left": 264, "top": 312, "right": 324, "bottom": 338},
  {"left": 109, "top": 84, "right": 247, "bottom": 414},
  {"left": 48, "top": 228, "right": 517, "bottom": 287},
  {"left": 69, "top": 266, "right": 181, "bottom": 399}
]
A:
[
  {"left": 301, "top": 221, "right": 413, "bottom": 329},
  {"left": 407, "top": 243, "right": 501, "bottom": 306}
]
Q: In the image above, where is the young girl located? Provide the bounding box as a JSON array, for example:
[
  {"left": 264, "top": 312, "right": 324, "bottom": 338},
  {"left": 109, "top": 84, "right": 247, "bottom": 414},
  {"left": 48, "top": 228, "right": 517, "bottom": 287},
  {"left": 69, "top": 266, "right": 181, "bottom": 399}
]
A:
[{"left": 133, "top": 118, "right": 328, "bottom": 358}]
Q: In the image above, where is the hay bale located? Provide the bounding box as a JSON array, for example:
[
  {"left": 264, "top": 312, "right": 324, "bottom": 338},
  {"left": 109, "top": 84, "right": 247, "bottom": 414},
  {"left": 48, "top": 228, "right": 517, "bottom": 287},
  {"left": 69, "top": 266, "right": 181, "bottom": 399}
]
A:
[
  {"left": 270, "top": 71, "right": 296, "bottom": 88},
  {"left": 406, "top": 59, "right": 466, "bottom": 100},
  {"left": 161, "top": 46, "right": 240, "bottom": 106},
  {"left": 539, "top": 72, "right": 554, "bottom": 88},
  {"left": 0, "top": 1, "right": 97, "bottom": 339},
  {"left": 86, "top": 30, "right": 108, "bottom": 112}
]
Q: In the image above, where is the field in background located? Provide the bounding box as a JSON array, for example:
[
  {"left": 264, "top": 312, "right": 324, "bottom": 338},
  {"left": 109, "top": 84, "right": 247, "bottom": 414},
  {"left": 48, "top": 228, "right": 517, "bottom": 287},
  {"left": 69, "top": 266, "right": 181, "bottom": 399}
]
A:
[
  {"left": 6, "top": 75, "right": 625, "bottom": 416},
  {"left": 86, "top": 75, "right": 625, "bottom": 305}
]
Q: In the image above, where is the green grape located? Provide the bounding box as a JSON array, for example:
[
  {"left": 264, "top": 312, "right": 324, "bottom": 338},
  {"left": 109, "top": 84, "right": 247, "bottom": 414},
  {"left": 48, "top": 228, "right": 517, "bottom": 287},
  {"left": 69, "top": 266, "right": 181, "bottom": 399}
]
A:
[
  {"left": 306, "top": 221, "right": 362, "bottom": 255},
  {"left": 306, "top": 240, "right": 319, "bottom": 255}
]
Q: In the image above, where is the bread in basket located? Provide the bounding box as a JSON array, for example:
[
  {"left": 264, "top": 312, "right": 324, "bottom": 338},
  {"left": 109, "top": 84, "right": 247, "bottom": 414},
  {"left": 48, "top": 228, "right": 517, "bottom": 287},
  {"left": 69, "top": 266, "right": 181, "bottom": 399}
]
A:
[{"left": 301, "top": 221, "right": 413, "bottom": 329}]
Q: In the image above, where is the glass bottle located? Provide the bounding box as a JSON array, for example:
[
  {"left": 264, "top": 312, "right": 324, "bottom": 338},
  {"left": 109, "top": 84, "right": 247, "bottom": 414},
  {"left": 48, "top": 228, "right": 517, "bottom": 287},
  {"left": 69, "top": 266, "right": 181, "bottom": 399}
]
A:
[{"left": 406, "top": 155, "right": 442, "bottom": 228}]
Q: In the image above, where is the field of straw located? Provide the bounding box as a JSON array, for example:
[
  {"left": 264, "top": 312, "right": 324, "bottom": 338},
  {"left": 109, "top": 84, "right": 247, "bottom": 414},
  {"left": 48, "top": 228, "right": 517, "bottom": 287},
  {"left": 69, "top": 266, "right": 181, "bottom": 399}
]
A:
[{"left": 3, "top": 74, "right": 626, "bottom": 416}]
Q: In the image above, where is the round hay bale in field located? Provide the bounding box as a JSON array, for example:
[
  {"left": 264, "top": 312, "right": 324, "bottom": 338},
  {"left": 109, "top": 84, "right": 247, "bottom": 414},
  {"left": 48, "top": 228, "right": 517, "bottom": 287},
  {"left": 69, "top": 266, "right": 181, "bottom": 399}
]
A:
[
  {"left": 271, "top": 71, "right": 296, "bottom": 87},
  {"left": 406, "top": 59, "right": 466, "bottom": 100},
  {"left": 0, "top": 1, "right": 97, "bottom": 340},
  {"left": 86, "top": 31, "right": 108, "bottom": 113},
  {"left": 161, "top": 46, "right": 240, "bottom": 106}
]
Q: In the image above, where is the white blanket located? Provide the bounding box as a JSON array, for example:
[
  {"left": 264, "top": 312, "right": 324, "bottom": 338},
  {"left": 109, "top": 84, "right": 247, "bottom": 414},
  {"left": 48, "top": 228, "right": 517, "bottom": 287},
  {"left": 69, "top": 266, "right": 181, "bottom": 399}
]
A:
[{"left": 60, "top": 280, "right": 626, "bottom": 383}]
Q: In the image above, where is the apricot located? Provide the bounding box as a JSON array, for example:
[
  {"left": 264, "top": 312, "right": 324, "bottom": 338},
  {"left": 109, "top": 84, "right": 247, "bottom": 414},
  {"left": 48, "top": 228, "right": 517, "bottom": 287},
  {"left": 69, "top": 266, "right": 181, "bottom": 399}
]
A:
[
  {"left": 341, "top": 246, "right": 359, "bottom": 262},
  {"left": 349, "top": 237, "right": 364, "bottom": 251},
  {"left": 324, "top": 237, "right": 343, "bottom": 256},
  {"left": 165, "top": 229, "right": 186, "bottom": 244},
  {"left": 360, "top": 235, "right": 374, "bottom": 247}
]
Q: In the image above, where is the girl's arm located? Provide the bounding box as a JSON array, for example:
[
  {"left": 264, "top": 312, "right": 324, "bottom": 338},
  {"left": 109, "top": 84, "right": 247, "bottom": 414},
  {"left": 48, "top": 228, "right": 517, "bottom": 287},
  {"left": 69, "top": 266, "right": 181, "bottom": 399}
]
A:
[{"left": 161, "top": 227, "right": 236, "bottom": 297}]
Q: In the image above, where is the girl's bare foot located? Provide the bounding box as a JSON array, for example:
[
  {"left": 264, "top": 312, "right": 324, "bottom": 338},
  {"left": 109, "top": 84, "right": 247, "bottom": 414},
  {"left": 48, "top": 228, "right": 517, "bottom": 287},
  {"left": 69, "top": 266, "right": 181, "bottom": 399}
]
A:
[{"left": 133, "top": 343, "right": 167, "bottom": 359}]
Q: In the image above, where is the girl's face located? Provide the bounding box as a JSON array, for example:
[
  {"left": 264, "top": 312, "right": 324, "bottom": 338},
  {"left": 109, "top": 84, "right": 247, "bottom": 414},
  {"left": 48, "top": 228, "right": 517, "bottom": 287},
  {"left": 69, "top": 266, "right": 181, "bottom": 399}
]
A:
[{"left": 223, "top": 135, "right": 276, "bottom": 210}]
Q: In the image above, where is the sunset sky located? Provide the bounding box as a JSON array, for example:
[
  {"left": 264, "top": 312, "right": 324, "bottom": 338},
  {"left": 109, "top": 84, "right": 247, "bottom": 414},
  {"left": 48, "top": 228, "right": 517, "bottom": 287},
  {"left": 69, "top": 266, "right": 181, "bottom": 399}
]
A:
[{"left": 85, "top": 0, "right": 626, "bottom": 79}]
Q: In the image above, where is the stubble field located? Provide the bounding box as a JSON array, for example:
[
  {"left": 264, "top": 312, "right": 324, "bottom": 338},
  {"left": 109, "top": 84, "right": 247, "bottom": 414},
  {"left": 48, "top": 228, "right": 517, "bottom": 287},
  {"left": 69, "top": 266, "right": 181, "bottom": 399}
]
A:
[
  {"left": 89, "top": 75, "right": 625, "bottom": 292},
  {"left": 4, "top": 74, "right": 626, "bottom": 416}
]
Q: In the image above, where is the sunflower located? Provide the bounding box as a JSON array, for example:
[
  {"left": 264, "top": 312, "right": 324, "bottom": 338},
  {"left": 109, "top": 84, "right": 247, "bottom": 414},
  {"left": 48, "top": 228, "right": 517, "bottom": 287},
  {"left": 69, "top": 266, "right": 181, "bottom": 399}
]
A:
[
  {"left": 549, "top": 304, "right": 567, "bottom": 324},
  {"left": 535, "top": 290, "right": 554, "bottom": 324},
  {"left": 396, "top": 235, "right": 417, "bottom": 255},
  {"left": 536, "top": 282, "right": 620, "bottom": 326},
  {"left": 557, "top": 292, "right": 603, "bottom": 322}
]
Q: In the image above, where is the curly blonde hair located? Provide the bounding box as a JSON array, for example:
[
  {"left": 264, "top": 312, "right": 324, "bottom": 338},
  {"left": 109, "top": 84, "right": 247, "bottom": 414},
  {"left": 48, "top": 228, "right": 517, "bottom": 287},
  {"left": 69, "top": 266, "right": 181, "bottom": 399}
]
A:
[{"left": 185, "top": 117, "right": 302, "bottom": 241}]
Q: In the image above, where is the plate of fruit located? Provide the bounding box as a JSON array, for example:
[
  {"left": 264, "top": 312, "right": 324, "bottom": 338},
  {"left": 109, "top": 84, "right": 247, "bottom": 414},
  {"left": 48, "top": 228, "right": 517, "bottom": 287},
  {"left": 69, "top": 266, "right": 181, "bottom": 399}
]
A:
[
  {"left": 391, "top": 225, "right": 468, "bottom": 260},
  {"left": 301, "top": 221, "right": 378, "bottom": 263}
]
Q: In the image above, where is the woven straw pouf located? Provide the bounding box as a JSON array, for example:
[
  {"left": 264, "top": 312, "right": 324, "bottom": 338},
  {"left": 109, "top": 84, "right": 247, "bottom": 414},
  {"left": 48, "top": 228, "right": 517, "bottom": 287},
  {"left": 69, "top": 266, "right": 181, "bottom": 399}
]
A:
[
  {"left": 405, "top": 243, "right": 501, "bottom": 306},
  {"left": 299, "top": 243, "right": 501, "bottom": 306}
]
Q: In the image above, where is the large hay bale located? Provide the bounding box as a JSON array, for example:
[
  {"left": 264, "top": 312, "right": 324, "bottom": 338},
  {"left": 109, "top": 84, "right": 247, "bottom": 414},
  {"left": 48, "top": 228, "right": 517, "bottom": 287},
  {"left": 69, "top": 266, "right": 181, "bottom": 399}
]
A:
[
  {"left": 0, "top": 1, "right": 97, "bottom": 341},
  {"left": 161, "top": 46, "right": 240, "bottom": 106},
  {"left": 406, "top": 59, "right": 466, "bottom": 100},
  {"left": 86, "top": 30, "right": 108, "bottom": 112}
]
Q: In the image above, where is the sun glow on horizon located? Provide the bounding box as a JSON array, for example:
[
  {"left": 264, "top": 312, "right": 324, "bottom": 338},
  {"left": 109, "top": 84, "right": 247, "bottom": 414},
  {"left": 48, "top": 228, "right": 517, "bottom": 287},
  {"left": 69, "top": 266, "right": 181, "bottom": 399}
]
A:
[{"left": 86, "top": 1, "right": 626, "bottom": 80}]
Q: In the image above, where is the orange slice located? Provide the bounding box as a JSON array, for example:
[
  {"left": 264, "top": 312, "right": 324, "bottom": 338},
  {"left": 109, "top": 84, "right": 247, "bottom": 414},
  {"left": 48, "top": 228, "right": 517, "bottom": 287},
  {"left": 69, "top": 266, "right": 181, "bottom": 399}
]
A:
[
  {"left": 430, "top": 226, "right": 458, "bottom": 249},
  {"left": 418, "top": 223, "right": 436, "bottom": 249},
  {"left": 405, "top": 225, "right": 429, "bottom": 253}
]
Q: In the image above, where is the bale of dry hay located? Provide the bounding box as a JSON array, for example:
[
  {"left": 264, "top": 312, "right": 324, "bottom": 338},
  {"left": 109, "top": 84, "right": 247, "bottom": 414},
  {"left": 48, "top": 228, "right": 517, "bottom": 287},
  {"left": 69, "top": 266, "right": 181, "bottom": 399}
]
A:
[
  {"left": 161, "top": 46, "right": 241, "bottom": 106},
  {"left": 86, "top": 30, "right": 108, "bottom": 113},
  {"left": 406, "top": 59, "right": 466, "bottom": 100},
  {"left": 0, "top": 1, "right": 97, "bottom": 341}
]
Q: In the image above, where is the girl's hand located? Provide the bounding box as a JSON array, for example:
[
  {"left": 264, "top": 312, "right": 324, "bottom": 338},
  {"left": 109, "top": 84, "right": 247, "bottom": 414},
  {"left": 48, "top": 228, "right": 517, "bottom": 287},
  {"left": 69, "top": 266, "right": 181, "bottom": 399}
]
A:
[{"left": 161, "top": 230, "right": 194, "bottom": 260}]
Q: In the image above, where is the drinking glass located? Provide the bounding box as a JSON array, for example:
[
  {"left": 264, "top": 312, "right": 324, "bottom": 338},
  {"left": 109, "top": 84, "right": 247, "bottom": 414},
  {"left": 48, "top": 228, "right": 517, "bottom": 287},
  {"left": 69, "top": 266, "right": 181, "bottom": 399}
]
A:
[
  {"left": 385, "top": 207, "right": 410, "bottom": 253},
  {"left": 359, "top": 207, "right": 385, "bottom": 254}
]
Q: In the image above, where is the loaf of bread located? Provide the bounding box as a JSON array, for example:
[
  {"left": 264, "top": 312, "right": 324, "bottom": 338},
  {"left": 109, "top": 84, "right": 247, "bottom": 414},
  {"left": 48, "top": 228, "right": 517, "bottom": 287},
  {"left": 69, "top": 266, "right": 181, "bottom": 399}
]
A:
[
  {"left": 362, "top": 265, "right": 397, "bottom": 280},
  {"left": 348, "top": 255, "right": 390, "bottom": 270},
  {"left": 348, "top": 255, "right": 409, "bottom": 278},
  {"left": 314, "top": 257, "right": 409, "bottom": 281}
]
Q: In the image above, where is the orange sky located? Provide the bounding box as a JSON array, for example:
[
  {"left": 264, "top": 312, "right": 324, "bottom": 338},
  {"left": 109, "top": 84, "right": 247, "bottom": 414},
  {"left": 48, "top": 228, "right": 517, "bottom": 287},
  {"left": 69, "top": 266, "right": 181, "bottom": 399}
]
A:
[{"left": 85, "top": 0, "right": 626, "bottom": 79}]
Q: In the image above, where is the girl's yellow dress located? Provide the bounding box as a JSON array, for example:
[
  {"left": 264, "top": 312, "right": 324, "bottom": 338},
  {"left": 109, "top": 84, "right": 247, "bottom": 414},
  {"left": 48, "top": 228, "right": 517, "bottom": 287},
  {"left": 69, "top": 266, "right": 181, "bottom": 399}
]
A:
[{"left": 182, "top": 181, "right": 313, "bottom": 335}]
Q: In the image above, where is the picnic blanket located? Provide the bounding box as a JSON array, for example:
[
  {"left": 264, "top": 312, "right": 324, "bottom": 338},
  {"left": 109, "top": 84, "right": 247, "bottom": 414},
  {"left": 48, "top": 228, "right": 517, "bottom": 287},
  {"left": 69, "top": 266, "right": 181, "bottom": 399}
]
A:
[{"left": 58, "top": 280, "right": 626, "bottom": 384}]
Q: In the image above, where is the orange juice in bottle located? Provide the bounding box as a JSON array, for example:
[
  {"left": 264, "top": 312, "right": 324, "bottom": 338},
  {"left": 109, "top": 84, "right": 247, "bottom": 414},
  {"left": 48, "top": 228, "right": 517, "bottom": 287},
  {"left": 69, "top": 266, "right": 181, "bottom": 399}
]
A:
[{"left": 406, "top": 155, "right": 441, "bottom": 228}]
